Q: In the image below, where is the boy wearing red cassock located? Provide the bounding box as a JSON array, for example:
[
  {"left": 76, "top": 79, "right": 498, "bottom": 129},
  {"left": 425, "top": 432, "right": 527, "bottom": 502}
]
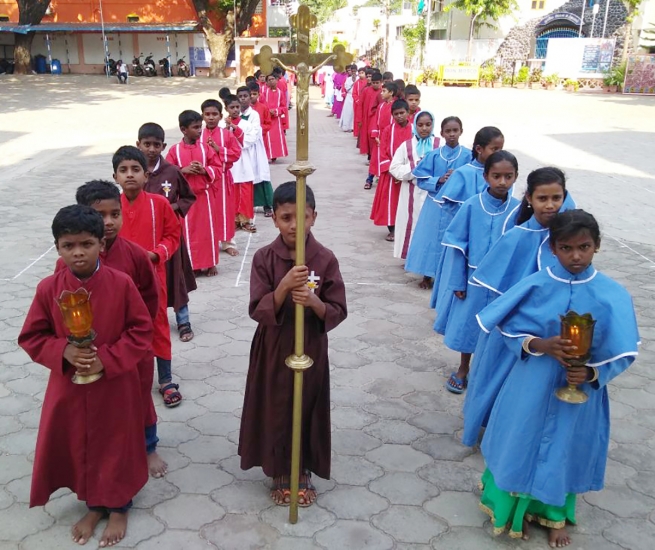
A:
[
  {"left": 360, "top": 72, "right": 383, "bottom": 187},
  {"left": 248, "top": 81, "right": 275, "bottom": 217},
  {"left": 19, "top": 205, "right": 152, "bottom": 547},
  {"left": 352, "top": 67, "right": 367, "bottom": 139},
  {"left": 370, "top": 99, "right": 413, "bottom": 242},
  {"left": 112, "top": 146, "right": 183, "bottom": 409},
  {"left": 137, "top": 123, "right": 198, "bottom": 343},
  {"left": 263, "top": 73, "right": 289, "bottom": 162},
  {"left": 238, "top": 182, "right": 348, "bottom": 508},
  {"left": 404, "top": 84, "right": 421, "bottom": 122},
  {"left": 369, "top": 81, "right": 398, "bottom": 185},
  {"left": 198, "top": 100, "right": 243, "bottom": 255},
  {"left": 166, "top": 110, "right": 224, "bottom": 275}
]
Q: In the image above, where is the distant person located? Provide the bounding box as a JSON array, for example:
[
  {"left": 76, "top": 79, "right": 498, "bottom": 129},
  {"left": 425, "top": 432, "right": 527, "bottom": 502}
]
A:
[
  {"left": 262, "top": 73, "right": 289, "bottom": 163},
  {"left": 117, "top": 59, "right": 128, "bottom": 84}
]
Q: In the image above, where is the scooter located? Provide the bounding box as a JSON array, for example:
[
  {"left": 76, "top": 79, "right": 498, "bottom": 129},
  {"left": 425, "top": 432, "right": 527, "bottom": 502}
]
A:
[
  {"left": 176, "top": 56, "right": 190, "bottom": 78},
  {"left": 132, "top": 54, "right": 145, "bottom": 76},
  {"left": 104, "top": 58, "right": 118, "bottom": 77},
  {"left": 159, "top": 57, "right": 171, "bottom": 77},
  {"left": 144, "top": 53, "right": 157, "bottom": 77}
]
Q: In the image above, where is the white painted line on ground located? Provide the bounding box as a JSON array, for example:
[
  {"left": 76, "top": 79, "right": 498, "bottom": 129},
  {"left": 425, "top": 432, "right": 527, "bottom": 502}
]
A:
[
  {"left": 235, "top": 213, "right": 256, "bottom": 287},
  {"left": 607, "top": 234, "right": 655, "bottom": 266},
  {"left": 1, "top": 245, "right": 55, "bottom": 281}
]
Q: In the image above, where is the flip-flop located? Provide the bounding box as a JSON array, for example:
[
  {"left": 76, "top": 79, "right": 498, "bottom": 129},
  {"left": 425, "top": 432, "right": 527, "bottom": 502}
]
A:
[{"left": 445, "top": 373, "right": 468, "bottom": 394}]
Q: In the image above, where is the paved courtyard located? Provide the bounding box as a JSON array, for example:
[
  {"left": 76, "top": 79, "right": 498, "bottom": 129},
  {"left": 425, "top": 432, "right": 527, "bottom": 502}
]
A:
[{"left": 0, "top": 75, "right": 654, "bottom": 550}]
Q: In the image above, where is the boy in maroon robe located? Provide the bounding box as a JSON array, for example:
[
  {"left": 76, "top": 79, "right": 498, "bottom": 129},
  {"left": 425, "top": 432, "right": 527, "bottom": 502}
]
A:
[
  {"left": 19, "top": 205, "right": 152, "bottom": 547},
  {"left": 238, "top": 182, "right": 348, "bottom": 507},
  {"left": 72, "top": 179, "right": 167, "bottom": 478},
  {"left": 113, "top": 146, "right": 183, "bottom": 409},
  {"left": 137, "top": 122, "right": 198, "bottom": 343},
  {"left": 360, "top": 72, "right": 383, "bottom": 188}
]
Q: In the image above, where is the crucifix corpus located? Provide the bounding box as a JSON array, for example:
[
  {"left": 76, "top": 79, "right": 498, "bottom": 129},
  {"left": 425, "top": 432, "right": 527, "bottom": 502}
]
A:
[{"left": 253, "top": 4, "right": 353, "bottom": 524}]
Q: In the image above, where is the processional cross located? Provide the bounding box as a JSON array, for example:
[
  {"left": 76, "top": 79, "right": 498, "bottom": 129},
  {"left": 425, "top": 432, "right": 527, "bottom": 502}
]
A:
[{"left": 253, "top": 5, "right": 353, "bottom": 524}]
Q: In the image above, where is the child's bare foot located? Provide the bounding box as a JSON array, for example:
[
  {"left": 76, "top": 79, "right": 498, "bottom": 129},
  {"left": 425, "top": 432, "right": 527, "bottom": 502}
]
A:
[
  {"left": 147, "top": 451, "right": 168, "bottom": 478},
  {"left": 225, "top": 247, "right": 239, "bottom": 256},
  {"left": 206, "top": 266, "right": 218, "bottom": 277},
  {"left": 549, "top": 527, "right": 571, "bottom": 548},
  {"left": 99, "top": 511, "right": 128, "bottom": 547},
  {"left": 71, "top": 510, "right": 104, "bottom": 545}
]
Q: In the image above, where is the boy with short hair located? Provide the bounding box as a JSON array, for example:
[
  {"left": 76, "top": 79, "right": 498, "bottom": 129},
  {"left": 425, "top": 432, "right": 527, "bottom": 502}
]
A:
[
  {"left": 352, "top": 67, "right": 368, "bottom": 140},
  {"left": 113, "top": 146, "right": 184, "bottom": 408},
  {"left": 368, "top": 81, "right": 398, "bottom": 189},
  {"left": 238, "top": 182, "right": 348, "bottom": 507},
  {"left": 165, "top": 110, "right": 224, "bottom": 275},
  {"left": 19, "top": 204, "right": 152, "bottom": 548},
  {"left": 359, "top": 71, "right": 383, "bottom": 170},
  {"left": 137, "top": 122, "right": 198, "bottom": 342},
  {"left": 404, "top": 84, "right": 421, "bottom": 121},
  {"left": 73, "top": 180, "right": 167, "bottom": 478},
  {"left": 198, "top": 100, "right": 243, "bottom": 256},
  {"left": 263, "top": 72, "right": 289, "bottom": 162}
]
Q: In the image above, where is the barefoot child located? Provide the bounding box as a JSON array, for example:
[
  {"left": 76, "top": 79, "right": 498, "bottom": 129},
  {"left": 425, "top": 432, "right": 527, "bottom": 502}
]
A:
[
  {"left": 137, "top": 122, "right": 198, "bottom": 342},
  {"left": 476, "top": 210, "right": 639, "bottom": 546},
  {"left": 113, "top": 146, "right": 184, "bottom": 408},
  {"left": 238, "top": 182, "right": 347, "bottom": 507},
  {"left": 405, "top": 117, "right": 470, "bottom": 288},
  {"left": 19, "top": 205, "right": 152, "bottom": 547},
  {"left": 390, "top": 110, "right": 439, "bottom": 260},
  {"left": 199, "top": 100, "right": 243, "bottom": 257},
  {"left": 434, "top": 151, "right": 520, "bottom": 394}
]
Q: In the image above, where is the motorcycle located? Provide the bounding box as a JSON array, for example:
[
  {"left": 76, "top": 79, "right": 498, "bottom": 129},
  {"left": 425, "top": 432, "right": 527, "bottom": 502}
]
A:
[
  {"left": 132, "top": 54, "right": 145, "bottom": 76},
  {"left": 159, "top": 57, "right": 171, "bottom": 78},
  {"left": 104, "top": 58, "right": 118, "bottom": 77},
  {"left": 144, "top": 53, "right": 157, "bottom": 77},
  {"left": 176, "top": 56, "right": 190, "bottom": 78}
]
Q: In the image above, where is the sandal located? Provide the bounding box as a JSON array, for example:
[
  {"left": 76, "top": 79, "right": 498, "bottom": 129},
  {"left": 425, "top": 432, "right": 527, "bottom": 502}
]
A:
[
  {"left": 364, "top": 181, "right": 373, "bottom": 190},
  {"left": 264, "top": 209, "right": 273, "bottom": 218},
  {"left": 241, "top": 223, "right": 257, "bottom": 233},
  {"left": 178, "top": 323, "right": 194, "bottom": 342},
  {"left": 445, "top": 373, "right": 467, "bottom": 394},
  {"left": 159, "top": 383, "right": 183, "bottom": 408},
  {"left": 298, "top": 472, "right": 316, "bottom": 507},
  {"left": 385, "top": 233, "right": 395, "bottom": 242},
  {"left": 270, "top": 483, "right": 291, "bottom": 507}
]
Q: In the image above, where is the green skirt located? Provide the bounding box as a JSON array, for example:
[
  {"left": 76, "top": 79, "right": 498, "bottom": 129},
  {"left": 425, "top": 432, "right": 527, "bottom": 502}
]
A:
[
  {"left": 254, "top": 181, "right": 274, "bottom": 208},
  {"left": 479, "top": 469, "right": 576, "bottom": 539}
]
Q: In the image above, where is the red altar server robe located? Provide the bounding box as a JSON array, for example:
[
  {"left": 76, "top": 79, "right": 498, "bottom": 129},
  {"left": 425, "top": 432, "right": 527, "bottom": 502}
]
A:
[
  {"left": 359, "top": 86, "right": 381, "bottom": 156},
  {"left": 200, "top": 126, "right": 242, "bottom": 242},
  {"left": 19, "top": 265, "right": 152, "bottom": 508},
  {"left": 120, "top": 191, "right": 180, "bottom": 360},
  {"left": 165, "top": 141, "right": 223, "bottom": 269},
  {"left": 352, "top": 78, "right": 367, "bottom": 139},
  {"left": 277, "top": 76, "right": 290, "bottom": 130},
  {"left": 252, "top": 100, "right": 272, "bottom": 138},
  {"left": 55, "top": 237, "right": 159, "bottom": 428},
  {"left": 369, "top": 100, "right": 393, "bottom": 177},
  {"left": 370, "top": 121, "right": 413, "bottom": 226},
  {"left": 263, "top": 87, "right": 289, "bottom": 159}
]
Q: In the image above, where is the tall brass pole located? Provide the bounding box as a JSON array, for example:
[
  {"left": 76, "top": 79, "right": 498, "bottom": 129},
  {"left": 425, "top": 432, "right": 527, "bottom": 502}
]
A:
[{"left": 254, "top": 4, "right": 352, "bottom": 524}]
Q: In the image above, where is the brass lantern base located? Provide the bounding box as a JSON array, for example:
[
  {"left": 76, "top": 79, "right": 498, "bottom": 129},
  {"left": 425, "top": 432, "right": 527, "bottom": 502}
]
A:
[
  {"left": 72, "top": 372, "right": 104, "bottom": 385},
  {"left": 68, "top": 330, "right": 103, "bottom": 385},
  {"left": 555, "top": 384, "right": 588, "bottom": 404},
  {"left": 285, "top": 354, "right": 314, "bottom": 372}
]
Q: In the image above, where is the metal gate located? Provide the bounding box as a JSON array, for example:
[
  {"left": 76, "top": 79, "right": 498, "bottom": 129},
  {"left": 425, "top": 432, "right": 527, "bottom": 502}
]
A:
[{"left": 535, "top": 27, "right": 580, "bottom": 59}]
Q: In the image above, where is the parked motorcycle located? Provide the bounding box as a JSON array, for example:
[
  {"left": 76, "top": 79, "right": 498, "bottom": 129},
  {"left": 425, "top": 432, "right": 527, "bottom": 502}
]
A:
[
  {"left": 132, "top": 54, "right": 145, "bottom": 76},
  {"left": 0, "top": 59, "right": 14, "bottom": 75},
  {"left": 159, "top": 57, "right": 171, "bottom": 77},
  {"left": 104, "top": 58, "right": 118, "bottom": 77},
  {"left": 144, "top": 53, "right": 157, "bottom": 77},
  {"left": 176, "top": 56, "right": 190, "bottom": 78}
]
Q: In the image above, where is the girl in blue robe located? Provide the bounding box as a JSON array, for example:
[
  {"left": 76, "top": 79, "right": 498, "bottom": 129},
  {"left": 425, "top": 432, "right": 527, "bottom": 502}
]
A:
[
  {"left": 403, "top": 117, "right": 470, "bottom": 288},
  {"left": 462, "top": 168, "right": 575, "bottom": 442},
  {"left": 421, "top": 126, "right": 505, "bottom": 303},
  {"left": 476, "top": 210, "right": 639, "bottom": 546},
  {"left": 434, "top": 151, "right": 521, "bottom": 394}
]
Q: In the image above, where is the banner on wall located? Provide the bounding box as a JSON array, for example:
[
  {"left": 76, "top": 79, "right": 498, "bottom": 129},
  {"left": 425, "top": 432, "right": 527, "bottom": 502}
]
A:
[
  {"left": 544, "top": 37, "right": 615, "bottom": 78},
  {"left": 623, "top": 55, "right": 655, "bottom": 95}
]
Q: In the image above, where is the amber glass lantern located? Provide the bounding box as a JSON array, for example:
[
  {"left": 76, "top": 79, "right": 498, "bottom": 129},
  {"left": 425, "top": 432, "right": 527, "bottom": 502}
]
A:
[
  {"left": 56, "top": 288, "right": 102, "bottom": 384},
  {"left": 556, "top": 311, "right": 596, "bottom": 404}
]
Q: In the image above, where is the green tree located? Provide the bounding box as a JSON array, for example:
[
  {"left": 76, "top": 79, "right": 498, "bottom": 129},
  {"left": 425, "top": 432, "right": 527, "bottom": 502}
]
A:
[
  {"left": 444, "top": 0, "right": 518, "bottom": 60},
  {"left": 304, "top": 0, "right": 349, "bottom": 23},
  {"left": 402, "top": 17, "right": 427, "bottom": 66},
  {"left": 13, "top": 0, "right": 52, "bottom": 74}
]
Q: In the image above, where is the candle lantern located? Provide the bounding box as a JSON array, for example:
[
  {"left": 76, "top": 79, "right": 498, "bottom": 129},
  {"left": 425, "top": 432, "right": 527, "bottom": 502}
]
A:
[
  {"left": 556, "top": 310, "right": 596, "bottom": 404},
  {"left": 56, "top": 288, "right": 102, "bottom": 384}
]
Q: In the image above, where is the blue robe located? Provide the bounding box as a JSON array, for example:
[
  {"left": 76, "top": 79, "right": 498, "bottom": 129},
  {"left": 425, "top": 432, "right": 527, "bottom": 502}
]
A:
[
  {"left": 478, "top": 262, "right": 639, "bottom": 507},
  {"left": 433, "top": 190, "right": 521, "bottom": 353},
  {"left": 404, "top": 145, "right": 471, "bottom": 277}
]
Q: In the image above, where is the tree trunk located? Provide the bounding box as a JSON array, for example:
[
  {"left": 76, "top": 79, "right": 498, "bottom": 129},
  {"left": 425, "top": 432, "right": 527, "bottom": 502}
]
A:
[
  {"left": 14, "top": 33, "right": 35, "bottom": 74},
  {"left": 467, "top": 14, "right": 479, "bottom": 61},
  {"left": 205, "top": 28, "right": 232, "bottom": 77}
]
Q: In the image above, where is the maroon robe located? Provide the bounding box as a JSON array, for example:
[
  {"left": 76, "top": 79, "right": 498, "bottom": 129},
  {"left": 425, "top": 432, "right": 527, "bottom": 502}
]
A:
[
  {"left": 19, "top": 265, "right": 152, "bottom": 508},
  {"left": 145, "top": 156, "right": 198, "bottom": 311},
  {"left": 55, "top": 237, "right": 159, "bottom": 428},
  {"left": 238, "top": 234, "right": 347, "bottom": 480}
]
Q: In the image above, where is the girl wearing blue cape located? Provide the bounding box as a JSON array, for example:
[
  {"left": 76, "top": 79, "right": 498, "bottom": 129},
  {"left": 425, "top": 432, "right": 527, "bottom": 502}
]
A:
[
  {"left": 403, "top": 116, "right": 470, "bottom": 289},
  {"left": 476, "top": 210, "right": 639, "bottom": 547},
  {"left": 462, "top": 168, "right": 576, "bottom": 441},
  {"left": 434, "top": 151, "right": 521, "bottom": 394}
]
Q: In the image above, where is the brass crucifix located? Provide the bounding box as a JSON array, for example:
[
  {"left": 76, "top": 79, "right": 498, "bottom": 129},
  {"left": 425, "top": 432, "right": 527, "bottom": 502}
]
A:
[{"left": 253, "top": 4, "right": 353, "bottom": 525}]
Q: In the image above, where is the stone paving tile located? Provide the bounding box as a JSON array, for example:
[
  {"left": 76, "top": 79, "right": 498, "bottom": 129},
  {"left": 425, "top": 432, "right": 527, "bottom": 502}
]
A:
[{"left": 2, "top": 78, "right": 655, "bottom": 550}]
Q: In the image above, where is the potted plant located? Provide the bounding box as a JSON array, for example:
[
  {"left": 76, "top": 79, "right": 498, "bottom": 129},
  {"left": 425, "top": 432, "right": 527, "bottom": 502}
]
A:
[
  {"left": 529, "top": 68, "right": 543, "bottom": 89},
  {"left": 493, "top": 65, "right": 504, "bottom": 88},
  {"left": 515, "top": 66, "right": 529, "bottom": 89},
  {"left": 479, "top": 64, "right": 495, "bottom": 87},
  {"left": 502, "top": 75, "right": 512, "bottom": 87},
  {"left": 563, "top": 78, "right": 579, "bottom": 92},
  {"left": 543, "top": 73, "right": 559, "bottom": 90},
  {"left": 602, "top": 63, "right": 626, "bottom": 93}
]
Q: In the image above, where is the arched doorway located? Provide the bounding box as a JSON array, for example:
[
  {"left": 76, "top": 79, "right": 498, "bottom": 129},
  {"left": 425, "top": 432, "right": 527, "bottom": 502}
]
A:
[{"left": 535, "top": 27, "right": 581, "bottom": 59}]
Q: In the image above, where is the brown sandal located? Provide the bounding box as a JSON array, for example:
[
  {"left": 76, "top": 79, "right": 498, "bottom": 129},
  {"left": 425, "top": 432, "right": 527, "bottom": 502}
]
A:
[{"left": 241, "top": 222, "right": 257, "bottom": 233}]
